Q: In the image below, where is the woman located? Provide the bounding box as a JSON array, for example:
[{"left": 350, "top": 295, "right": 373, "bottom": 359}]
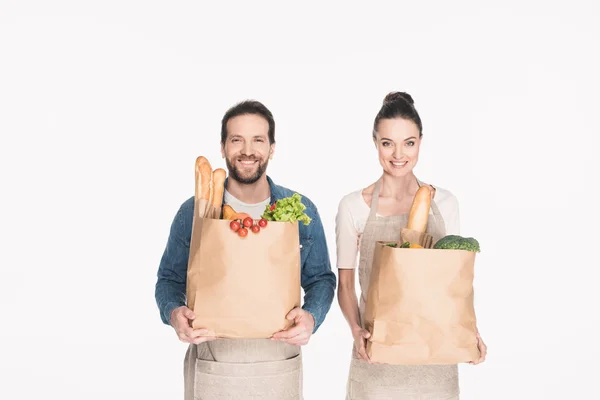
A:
[{"left": 336, "top": 91, "right": 487, "bottom": 399}]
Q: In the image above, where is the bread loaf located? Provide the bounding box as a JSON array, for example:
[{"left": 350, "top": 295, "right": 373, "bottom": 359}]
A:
[
  {"left": 194, "top": 156, "right": 213, "bottom": 217},
  {"left": 406, "top": 185, "right": 431, "bottom": 232},
  {"left": 210, "top": 168, "right": 227, "bottom": 218}
]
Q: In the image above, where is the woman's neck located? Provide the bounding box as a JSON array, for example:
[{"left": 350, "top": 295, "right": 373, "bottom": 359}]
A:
[{"left": 379, "top": 172, "right": 419, "bottom": 201}]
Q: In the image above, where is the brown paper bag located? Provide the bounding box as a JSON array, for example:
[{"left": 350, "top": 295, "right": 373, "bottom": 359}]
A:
[
  {"left": 185, "top": 200, "right": 301, "bottom": 338},
  {"left": 364, "top": 241, "right": 480, "bottom": 365}
]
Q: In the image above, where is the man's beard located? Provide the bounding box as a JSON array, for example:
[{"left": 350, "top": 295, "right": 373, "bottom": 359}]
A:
[{"left": 225, "top": 156, "right": 268, "bottom": 184}]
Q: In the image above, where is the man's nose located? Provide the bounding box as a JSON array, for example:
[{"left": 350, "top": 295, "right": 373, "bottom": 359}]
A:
[{"left": 241, "top": 141, "right": 255, "bottom": 155}]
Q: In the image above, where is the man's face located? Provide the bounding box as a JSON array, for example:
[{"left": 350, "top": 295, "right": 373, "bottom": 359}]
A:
[{"left": 221, "top": 114, "right": 274, "bottom": 184}]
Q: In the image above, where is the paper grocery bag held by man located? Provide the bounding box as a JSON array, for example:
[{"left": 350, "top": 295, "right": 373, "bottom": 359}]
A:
[{"left": 154, "top": 100, "right": 336, "bottom": 399}]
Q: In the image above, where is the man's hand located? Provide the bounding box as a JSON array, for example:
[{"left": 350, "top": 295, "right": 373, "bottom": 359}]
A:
[
  {"left": 270, "top": 307, "right": 315, "bottom": 346},
  {"left": 470, "top": 331, "right": 487, "bottom": 365},
  {"left": 170, "top": 306, "right": 217, "bottom": 344}
]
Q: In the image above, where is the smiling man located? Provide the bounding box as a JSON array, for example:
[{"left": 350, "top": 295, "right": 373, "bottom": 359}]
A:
[{"left": 155, "top": 100, "right": 336, "bottom": 399}]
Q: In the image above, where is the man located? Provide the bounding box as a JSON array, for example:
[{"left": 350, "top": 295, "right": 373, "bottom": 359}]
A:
[{"left": 155, "top": 100, "right": 336, "bottom": 399}]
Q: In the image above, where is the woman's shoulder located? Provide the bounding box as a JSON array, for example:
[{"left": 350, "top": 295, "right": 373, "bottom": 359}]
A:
[
  {"left": 430, "top": 184, "right": 457, "bottom": 201},
  {"left": 338, "top": 187, "right": 368, "bottom": 211},
  {"left": 336, "top": 188, "right": 370, "bottom": 234},
  {"left": 428, "top": 184, "right": 459, "bottom": 215}
]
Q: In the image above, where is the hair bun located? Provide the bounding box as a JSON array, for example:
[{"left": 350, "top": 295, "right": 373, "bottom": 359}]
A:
[{"left": 383, "top": 91, "right": 414, "bottom": 106}]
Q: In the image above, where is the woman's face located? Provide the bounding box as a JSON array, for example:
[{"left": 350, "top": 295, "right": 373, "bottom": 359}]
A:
[{"left": 374, "top": 118, "right": 422, "bottom": 177}]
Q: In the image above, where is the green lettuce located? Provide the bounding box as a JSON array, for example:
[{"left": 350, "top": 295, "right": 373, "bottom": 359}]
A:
[{"left": 261, "top": 193, "right": 312, "bottom": 225}]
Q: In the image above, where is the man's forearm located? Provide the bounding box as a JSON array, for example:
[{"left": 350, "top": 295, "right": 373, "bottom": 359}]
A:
[
  {"left": 155, "top": 201, "right": 192, "bottom": 326},
  {"left": 301, "top": 274, "right": 336, "bottom": 333}
]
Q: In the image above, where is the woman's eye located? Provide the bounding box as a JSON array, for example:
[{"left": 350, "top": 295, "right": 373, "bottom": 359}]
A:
[
  {"left": 406, "top": 141, "right": 415, "bottom": 146},
  {"left": 382, "top": 141, "right": 391, "bottom": 146}
]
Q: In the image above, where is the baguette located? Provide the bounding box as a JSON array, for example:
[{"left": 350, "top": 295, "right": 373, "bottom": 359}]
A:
[
  {"left": 406, "top": 185, "right": 431, "bottom": 232},
  {"left": 194, "top": 156, "right": 213, "bottom": 217},
  {"left": 210, "top": 168, "right": 227, "bottom": 218}
]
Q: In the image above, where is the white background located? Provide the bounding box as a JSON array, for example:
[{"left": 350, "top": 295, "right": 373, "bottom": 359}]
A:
[{"left": 1, "top": 1, "right": 599, "bottom": 399}]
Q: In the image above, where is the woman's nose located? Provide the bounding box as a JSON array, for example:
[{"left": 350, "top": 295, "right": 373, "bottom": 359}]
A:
[{"left": 393, "top": 146, "right": 403, "bottom": 159}]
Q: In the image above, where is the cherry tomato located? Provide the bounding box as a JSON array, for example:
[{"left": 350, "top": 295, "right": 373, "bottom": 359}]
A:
[
  {"left": 230, "top": 220, "right": 240, "bottom": 232},
  {"left": 258, "top": 218, "right": 268, "bottom": 228},
  {"left": 251, "top": 225, "right": 260, "bottom": 233},
  {"left": 237, "top": 227, "right": 248, "bottom": 237},
  {"left": 242, "top": 217, "right": 254, "bottom": 228}
]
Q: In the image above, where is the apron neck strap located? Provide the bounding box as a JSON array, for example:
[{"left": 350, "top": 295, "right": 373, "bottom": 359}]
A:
[{"left": 367, "top": 179, "right": 382, "bottom": 220}]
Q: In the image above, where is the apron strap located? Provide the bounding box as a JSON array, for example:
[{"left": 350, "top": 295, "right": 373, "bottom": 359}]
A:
[
  {"left": 368, "top": 177, "right": 447, "bottom": 236},
  {"left": 367, "top": 179, "right": 382, "bottom": 221}
]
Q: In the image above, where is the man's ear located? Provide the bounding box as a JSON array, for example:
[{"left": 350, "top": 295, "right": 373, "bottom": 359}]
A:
[{"left": 269, "top": 143, "right": 276, "bottom": 160}]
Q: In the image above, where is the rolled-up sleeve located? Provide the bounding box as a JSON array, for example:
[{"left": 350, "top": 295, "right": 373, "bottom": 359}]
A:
[{"left": 299, "top": 203, "right": 336, "bottom": 333}]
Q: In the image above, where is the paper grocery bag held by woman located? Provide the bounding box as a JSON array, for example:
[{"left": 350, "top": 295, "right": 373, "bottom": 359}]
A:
[
  {"left": 335, "top": 91, "right": 487, "bottom": 399},
  {"left": 364, "top": 183, "right": 481, "bottom": 365}
]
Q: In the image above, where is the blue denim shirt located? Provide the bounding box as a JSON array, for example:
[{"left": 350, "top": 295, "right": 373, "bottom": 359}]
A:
[{"left": 155, "top": 175, "right": 336, "bottom": 333}]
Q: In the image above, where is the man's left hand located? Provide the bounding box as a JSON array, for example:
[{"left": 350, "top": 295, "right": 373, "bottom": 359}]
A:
[{"left": 270, "top": 307, "right": 315, "bottom": 346}]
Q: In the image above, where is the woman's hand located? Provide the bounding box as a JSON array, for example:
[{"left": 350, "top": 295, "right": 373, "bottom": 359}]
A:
[
  {"left": 470, "top": 331, "right": 487, "bottom": 365},
  {"left": 352, "top": 326, "right": 372, "bottom": 362}
]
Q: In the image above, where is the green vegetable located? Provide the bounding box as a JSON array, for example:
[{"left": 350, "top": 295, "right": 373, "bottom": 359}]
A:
[
  {"left": 261, "top": 193, "right": 312, "bottom": 225},
  {"left": 433, "top": 235, "right": 480, "bottom": 252},
  {"left": 383, "top": 241, "right": 410, "bottom": 248}
]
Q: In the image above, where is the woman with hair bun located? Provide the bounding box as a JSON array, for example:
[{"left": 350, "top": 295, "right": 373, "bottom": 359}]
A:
[{"left": 335, "top": 91, "right": 487, "bottom": 399}]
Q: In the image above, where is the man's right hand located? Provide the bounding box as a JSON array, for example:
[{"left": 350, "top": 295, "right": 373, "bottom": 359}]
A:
[{"left": 170, "top": 306, "right": 217, "bottom": 344}]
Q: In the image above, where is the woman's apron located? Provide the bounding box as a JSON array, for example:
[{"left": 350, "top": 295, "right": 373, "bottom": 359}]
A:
[
  {"left": 346, "top": 178, "right": 460, "bottom": 400},
  {"left": 183, "top": 331, "right": 303, "bottom": 399}
]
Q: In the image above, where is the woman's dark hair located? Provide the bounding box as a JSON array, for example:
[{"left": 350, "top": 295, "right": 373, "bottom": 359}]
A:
[
  {"left": 372, "top": 91, "right": 423, "bottom": 138},
  {"left": 221, "top": 100, "right": 275, "bottom": 144}
]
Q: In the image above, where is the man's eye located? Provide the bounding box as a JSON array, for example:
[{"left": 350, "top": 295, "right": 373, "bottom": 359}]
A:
[
  {"left": 232, "top": 138, "right": 240, "bottom": 142},
  {"left": 256, "top": 138, "right": 264, "bottom": 142}
]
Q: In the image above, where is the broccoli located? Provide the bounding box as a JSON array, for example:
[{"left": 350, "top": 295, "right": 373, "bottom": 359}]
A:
[{"left": 433, "top": 235, "right": 480, "bottom": 252}]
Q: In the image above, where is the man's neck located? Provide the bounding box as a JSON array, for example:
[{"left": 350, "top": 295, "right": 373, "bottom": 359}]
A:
[{"left": 225, "top": 175, "right": 271, "bottom": 204}]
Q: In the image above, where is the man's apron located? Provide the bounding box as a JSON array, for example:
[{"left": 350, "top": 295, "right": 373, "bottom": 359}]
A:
[
  {"left": 184, "top": 338, "right": 302, "bottom": 399},
  {"left": 346, "top": 178, "right": 460, "bottom": 400}
]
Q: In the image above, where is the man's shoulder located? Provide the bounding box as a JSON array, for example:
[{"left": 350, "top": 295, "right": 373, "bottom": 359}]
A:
[{"left": 179, "top": 195, "right": 195, "bottom": 216}]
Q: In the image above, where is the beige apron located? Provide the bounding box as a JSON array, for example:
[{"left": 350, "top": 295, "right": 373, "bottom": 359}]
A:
[
  {"left": 183, "top": 331, "right": 302, "bottom": 399},
  {"left": 346, "top": 178, "right": 460, "bottom": 400}
]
